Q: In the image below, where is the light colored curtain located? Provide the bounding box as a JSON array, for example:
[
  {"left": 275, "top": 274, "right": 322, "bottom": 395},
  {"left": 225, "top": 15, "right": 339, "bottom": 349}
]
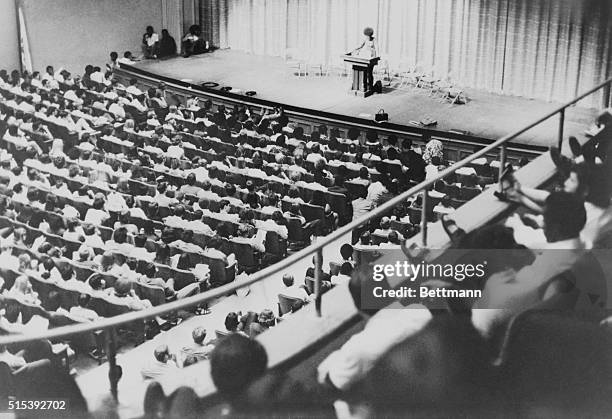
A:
[
  {"left": 204, "top": 0, "right": 612, "bottom": 107},
  {"left": 162, "top": 0, "right": 183, "bottom": 50}
]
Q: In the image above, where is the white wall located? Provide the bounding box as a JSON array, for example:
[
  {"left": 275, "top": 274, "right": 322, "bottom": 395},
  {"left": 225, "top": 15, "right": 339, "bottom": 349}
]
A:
[{"left": 20, "top": 0, "right": 164, "bottom": 74}]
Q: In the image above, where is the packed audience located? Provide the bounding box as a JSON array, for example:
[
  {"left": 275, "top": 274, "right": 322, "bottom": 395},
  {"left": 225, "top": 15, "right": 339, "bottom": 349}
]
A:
[
  {"left": 2, "top": 53, "right": 610, "bottom": 418},
  {"left": 144, "top": 114, "right": 612, "bottom": 417}
]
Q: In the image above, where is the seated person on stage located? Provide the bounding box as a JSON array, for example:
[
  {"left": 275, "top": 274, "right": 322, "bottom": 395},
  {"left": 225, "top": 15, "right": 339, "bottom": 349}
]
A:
[
  {"left": 158, "top": 29, "right": 177, "bottom": 58},
  {"left": 142, "top": 26, "right": 159, "bottom": 59},
  {"left": 182, "top": 25, "right": 208, "bottom": 57}
]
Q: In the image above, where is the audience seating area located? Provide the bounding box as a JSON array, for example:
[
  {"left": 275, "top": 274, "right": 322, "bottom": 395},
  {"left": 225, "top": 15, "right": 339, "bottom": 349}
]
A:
[{"left": 0, "top": 58, "right": 610, "bottom": 419}]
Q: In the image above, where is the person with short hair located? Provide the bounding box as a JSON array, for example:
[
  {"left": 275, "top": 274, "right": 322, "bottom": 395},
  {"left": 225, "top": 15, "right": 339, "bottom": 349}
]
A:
[
  {"left": 182, "top": 24, "right": 208, "bottom": 57},
  {"left": 158, "top": 29, "right": 177, "bottom": 58},
  {"left": 474, "top": 192, "right": 606, "bottom": 332},
  {"left": 142, "top": 26, "right": 160, "bottom": 59},
  {"left": 141, "top": 344, "right": 179, "bottom": 379},
  {"left": 105, "top": 277, "right": 152, "bottom": 310},
  {"left": 317, "top": 274, "right": 431, "bottom": 391},
  {"left": 69, "top": 294, "right": 99, "bottom": 321},
  {"left": 181, "top": 327, "right": 214, "bottom": 364},
  {"left": 210, "top": 334, "right": 268, "bottom": 399},
  {"left": 280, "top": 274, "right": 309, "bottom": 300}
]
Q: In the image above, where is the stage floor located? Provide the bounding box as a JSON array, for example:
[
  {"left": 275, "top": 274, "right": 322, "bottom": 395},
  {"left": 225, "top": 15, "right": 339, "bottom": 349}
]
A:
[{"left": 134, "top": 49, "right": 597, "bottom": 147}]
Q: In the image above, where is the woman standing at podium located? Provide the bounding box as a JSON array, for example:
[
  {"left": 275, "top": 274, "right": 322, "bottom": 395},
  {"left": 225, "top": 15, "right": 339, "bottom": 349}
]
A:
[
  {"left": 354, "top": 27, "right": 377, "bottom": 58},
  {"left": 353, "top": 27, "right": 378, "bottom": 91}
]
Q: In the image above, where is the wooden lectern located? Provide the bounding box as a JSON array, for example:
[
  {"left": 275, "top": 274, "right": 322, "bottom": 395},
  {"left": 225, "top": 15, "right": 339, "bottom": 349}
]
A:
[{"left": 342, "top": 54, "right": 380, "bottom": 98}]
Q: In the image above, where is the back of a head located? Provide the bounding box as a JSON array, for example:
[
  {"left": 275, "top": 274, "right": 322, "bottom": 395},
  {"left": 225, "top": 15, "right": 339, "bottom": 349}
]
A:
[
  {"left": 282, "top": 274, "right": 294, "bottom": 287},
  {"left": 44, "top": 291, "right": 62, "bottom": 312},
  {"left": 340, "top": 243, "right": 353, "bottom": 260},
  {"left": 543, "top": 191, "right": 586, "bottom": 242},
  {"left": 225, "top": 312, "right": 239, "bottom": 332},
  {"left": 192, "top": 327, "right": 207, "bottom": 345},
  {"left": 78, "top": 293, "right": 91, "bottom": 308},
  {"left": 153, "top": 345, "right": 169, "bottom": 363},
  {"left": 210, "top": 334, "right": 268, "bottom": 399},
  {"left": 290, "top": 203, "right": 300, "bottom": 215},
  {"left": 114, "top": 277, "right": 132, "bottom": 297},
  {"left": 134, "top": 234, "right": 147, "bottom": 248}
]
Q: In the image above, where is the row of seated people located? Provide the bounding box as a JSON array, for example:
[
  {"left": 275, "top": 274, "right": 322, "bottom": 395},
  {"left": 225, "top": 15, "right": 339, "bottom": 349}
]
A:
[
  {"left": 0, "top": 64, "right": 510, "bottom": 198},
  {"left": 139, "top": 254, "right": 357, "bottom": 380}
]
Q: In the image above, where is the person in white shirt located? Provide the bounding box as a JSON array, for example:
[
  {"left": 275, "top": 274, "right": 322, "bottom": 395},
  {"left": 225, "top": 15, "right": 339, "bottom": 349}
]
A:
[
  {"left": 166, "top": 138, "right": 185, "bottom": 160},
  {"left": 117, "top": 51, "right": 136, "bottom": 65},
  {"left": 131, "top": 234, "right": 155, "bottom": 261},
  {"left": 126, "top": 78, "right": 143, "bottom": 97},
  {"left": 142, "top": 26, "right": 160, "bottom": 59},
  {"left": 141, "top": 345, "right": 179, "bottom": 379},
  {"left": 232, "top": 224, "right": 266, "bottom": 253},
  {"left": 131, "top": 95, "right": 148, "bottom": 113},
  {"left": 366, "top": 174, "right": 389, "bottom": 208},
  {"left": 280, "top": 274, "right": 309, "bottom": 301},
  {"left": 84, "top": 195, "right": 110, "bottom": 225},
  {"left": 90, "top": 66, "right": 105, "bottom": 84},
  {"left": 69, "top": 294, "right": 99, "bottom": 321},
  {"left": 108, "top": 100, "right": 125, "bottom": 119},
  {"left": 317, "top": 273, "right": 432, "bottom": 391}
]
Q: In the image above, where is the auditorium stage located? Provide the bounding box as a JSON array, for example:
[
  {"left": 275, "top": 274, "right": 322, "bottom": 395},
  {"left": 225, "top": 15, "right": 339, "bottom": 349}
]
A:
[{"left": 133, "top": 49, "right": 597, "bottom": 147}]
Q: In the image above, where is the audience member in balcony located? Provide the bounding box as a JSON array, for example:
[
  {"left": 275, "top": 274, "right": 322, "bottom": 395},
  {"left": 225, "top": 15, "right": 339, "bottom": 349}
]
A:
[
  {"left": 141, "top": 344, "right": 179, "bottom": 379},
  {"left": 472, "top": 192, "right": 605, "bottom": 331},
  {"left": 317, "top": 273, "right": 432, "bottom": 392},
  {"left": 331, "top": 262, "right": 353, "bottom": 286},
  {"left": 208, "top": 333, "right": 268, "bottom": 403},
  {"left": 280, "top": 274, "right": 309, "bottom": 300}
]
